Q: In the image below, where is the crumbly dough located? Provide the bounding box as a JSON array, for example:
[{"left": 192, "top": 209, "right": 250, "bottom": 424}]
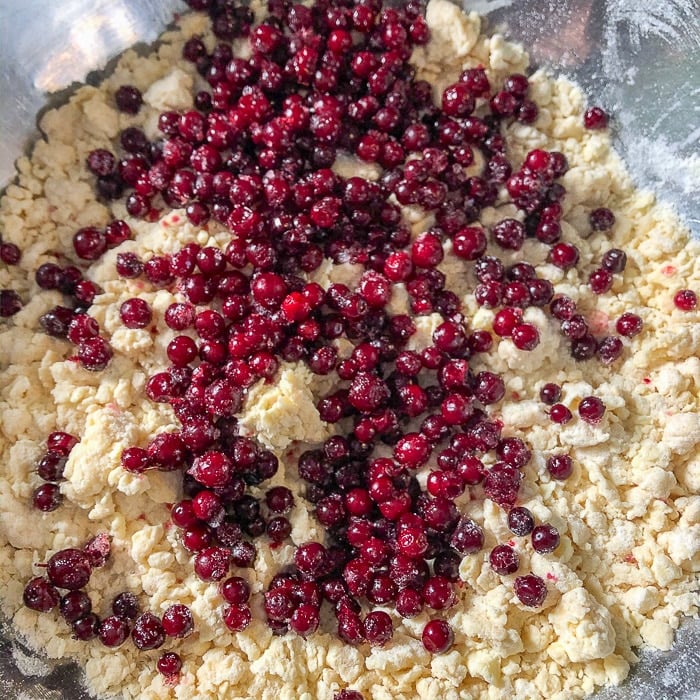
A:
[{"left": 0, "top": 2, "right": 698, "bottom": 699}]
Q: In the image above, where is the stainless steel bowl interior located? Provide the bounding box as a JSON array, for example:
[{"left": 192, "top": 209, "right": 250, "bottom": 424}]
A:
[{"left": 0, "top": 1, "right": 698, "bottom": 698}]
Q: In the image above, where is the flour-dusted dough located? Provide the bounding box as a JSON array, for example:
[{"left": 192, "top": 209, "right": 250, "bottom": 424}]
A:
[{"left": 0, "top": 2, "right": 698, "bottom": 700}]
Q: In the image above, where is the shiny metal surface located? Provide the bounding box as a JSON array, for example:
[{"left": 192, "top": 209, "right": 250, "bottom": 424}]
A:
[
  {"left": 0, "top": 1, "right": 698, "bottom": 698},
  {"left": 0, "top": 0, "right": 187, "bottom": 186}
]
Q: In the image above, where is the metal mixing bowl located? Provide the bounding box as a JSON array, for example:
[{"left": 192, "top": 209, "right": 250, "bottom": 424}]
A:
[{"left": 0, "top": 1, "right": 698, "bottom": 698}]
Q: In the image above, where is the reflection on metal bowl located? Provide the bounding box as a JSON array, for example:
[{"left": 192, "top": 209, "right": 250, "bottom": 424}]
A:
[{"left": 0, "top": 1, "right": 697, "bottom": 699}]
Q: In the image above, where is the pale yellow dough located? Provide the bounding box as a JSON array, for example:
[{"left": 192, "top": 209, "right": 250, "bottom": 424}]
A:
[{"left": 0, "top": 2, "right": 698, "bottom": 700}]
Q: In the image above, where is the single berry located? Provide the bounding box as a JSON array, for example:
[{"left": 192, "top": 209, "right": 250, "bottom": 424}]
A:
[
  {"left": 616, "top": 312, "right": 643, "bottom": 337},
  {"left": 531, "top": 524, "right": 560, "bottom": 554},
  {"left": 421, "top": 620, "right": 453, "bottom": 654},
  {"left": 578, "top": 396, "right": 606, "bottom": 424},
  {"left": 549, "top": 403, "right": 572, "bottom": 424},
  {"left": 115, "top": 85, "right": 143, "bottom": 114},
  {"left": 547, "top": 454, "right": 574, "bottom": 480},
  {"left": 489, "top": 545, "right": 520, "bottom": 575},
  {"left": 539, "top": 383, "right": 561, "bottom": 405},
  {"left": 98, "top": 615, "right": 130, "bottom": 647},
  {"left": 162, "top": 604, "right": 194, "bottom": 638},
  {"left": 584, "top": 107, "right": 608, "bottom": 129},
  {"left": 508, "top": 507, "right": 535, "bottom": 536},
  {"left": 514, "top": 574, "right": 547, "bottom": 607},
  {"left": 590, "top": 207, "right": 615, "bottom": 231},
  {"left": 157, "top": 652, "right": 182, "bottom": 677},
  {"left": 23, "top": 577, "right": 60, "bottom": 612},
  {"left": 674, "top": 289, "right": 697, "bottom": 311},
  {"left": 47, "top": 548, "right": 91, "bottom": 590}
]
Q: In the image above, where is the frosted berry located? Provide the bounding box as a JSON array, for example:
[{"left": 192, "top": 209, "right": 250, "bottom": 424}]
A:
[
  {"left": 98, "top": 615, "right": 130, "bottom": 647},
  {"left": 47, "top": 548, "right": 91, "bottom": 590},
  {"left": 162, "top": 604, "right": 194, "bottom": 638},
  {"left": 132, "top": 612, "right": 166, "bottom": 650},
  {"left": 112, "top": 591, "right": 139, "bottom": 620},
  {"left": 531, "top": 524, "right": 560, "bottom": 554},
  {"left": 514, "top": 574, "right": 547, "bottom": 607},
  {"left": 362, "top": 610, "right": 393, "bottom": 646},
  {"left": 616, "top": 312, "right": 643, "bottom": 337},
  {"left": 508, "top": 507, "right": 535, "bottom": 536},
  {"left": 674, "top": 289, "right": 697, "bottom": 311},
  {"left": 489, "top": 545, "right": 519, "bottom": 575},
  {"left": 578, "top": 396, "right": 606, "bottom": 424},
  {"left": 157, "top": 652, "right": 182, "bottom": 677},
  {"left": 547, "top": 454, "right": 573, "bottom": 480},
  {"left": 583, "top": 107, "right": 608, "bottom": 129},
  {"left": 23, "top": 577, "right": 60, "bottom": 612}
]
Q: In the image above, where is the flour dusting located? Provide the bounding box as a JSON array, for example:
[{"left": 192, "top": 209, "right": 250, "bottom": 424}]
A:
[
  {"left": 618, "top": 118, "right": 700, "bottom": 195},
  {"left": 462, "top": 0, "right": 514, "bottom": 13},
  {"left": 598, "top": 0, "right": 700, "bottom": 235},
  {"left": 603, "top": 0, "right": 700, "bottom": 57},
  {"left": 11, "top": 642, "right": 50, "bottom": 678}
]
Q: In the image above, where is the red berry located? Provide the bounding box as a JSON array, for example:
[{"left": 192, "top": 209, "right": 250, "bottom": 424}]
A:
[
  {"left": 511, "top": 323, "right": 540, "bottom": 351},
  {"left": 674, "top": 289, "right": 697, "bottom": 311},
  {"left": 549, "top": 242, "right": 579, "bottom": 270},
  {"left": 421, "top": 620, "right": 453, "bottom": 654},
  {"left": 547, "top": 454, "right": 573, "bottom": 480},
  {"left": 616, "top": 312, "right": 643, "bottom": 337},
  {"left": 531, "top": 524, "right": 560, "bottom": 554},
  {"left": 23, "top": 577, "right": 60, "bottom": 612},
  {"left": 98, "top": 616, "right": 130, "bottom": 647},
  {"left": 157, "top": 652, "right": 182, "bottom": 677},
  {"left": 223, "top": 603, "right": 252, "bottom": 632},
  {"left": 590, "top": 207, "right": 615, "bottom": 231},
  {"left": 514, "top": 574, "right": 547, "bottom": 607},
  {"left": 489, "top": 544, "right": 520, "bottom": 575},
  {"left": 578, "top": 396, "right": 606, "bottom": 424},
  {"left": 47, "top": 548, "right": 91, "bottom": 590},
  {"left": 549, "top": 403, "right": 572, "bottom": 424},
  {"left": 584, "top": 107, "right": 608, "bottom": 129},
  {"left": 162, "top": 604, "right": 194, "bottom": 638},
  {"left": 362, "top": 610, "right": 393, "bottom": 646},
  {"left": 508, "top": 507, "right": 535, "bottom": 536}
]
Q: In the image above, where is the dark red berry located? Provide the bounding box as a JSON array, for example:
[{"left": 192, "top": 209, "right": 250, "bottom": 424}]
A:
[
  {"left": 578, "top": 396, "right": 606, "bottom": 424},
  {"left": 508, "top": 507, "right": 535, "bottom": 536},
  {"left": 47, "top": 548, "right": 91, "bottom": 590},
  {"left": 112, "top": 591, "right": 139, "bottom": 620},
  {"left": 73, "top": 227, "right": 107, "bottom": 261},
  {"left": 547, "top": 454, "right": 573, "bottom": 480},
  {"left": 539, "top": 383, "right": 561, "bottom": 405},
  {"left": 421, "top": 620, "right": 453, "bottom": 654},
  {"left": 32, "top": 483, "right": 63, "bottom": 511},
  {"left": 590, "top": 207, "right": 615, "bottom": 231},
  {"left": 584, "top": 107, "right": 608, "bottom": 129},
  {"left": 23, "top": 577, "right": 60, "bottom": 612},
  {"left": 162, "top": 604, "right": 194, "bottom": 638},
  {"left": 674, "top": 289, "right": 697, "bottom": 311},
  {"left": 489, "top": 545, "right": 519, "bottom": 575},
  {"left": 72, "top": 613, "right": 100, "bottom": 641},
  {"left": 115, "top": 85, "right": 143, "bottom": 114},
  {"left": 531, "top": 524, "right": 560, "bottom": 554},
  {"left": 362, "top": 610, "right": 393, "bottom": 646},
  {"left": 157, "top": 652, "right": 182, "bottom": 677},
  {"left": 60, "top": 590, "right": 92, "bottom": 622},
  {"left": 514, "top": 574, "right": 547, "bottom": 607},
  {"left": 99, "top": 615, "right": 130, "bottom": 647}
]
